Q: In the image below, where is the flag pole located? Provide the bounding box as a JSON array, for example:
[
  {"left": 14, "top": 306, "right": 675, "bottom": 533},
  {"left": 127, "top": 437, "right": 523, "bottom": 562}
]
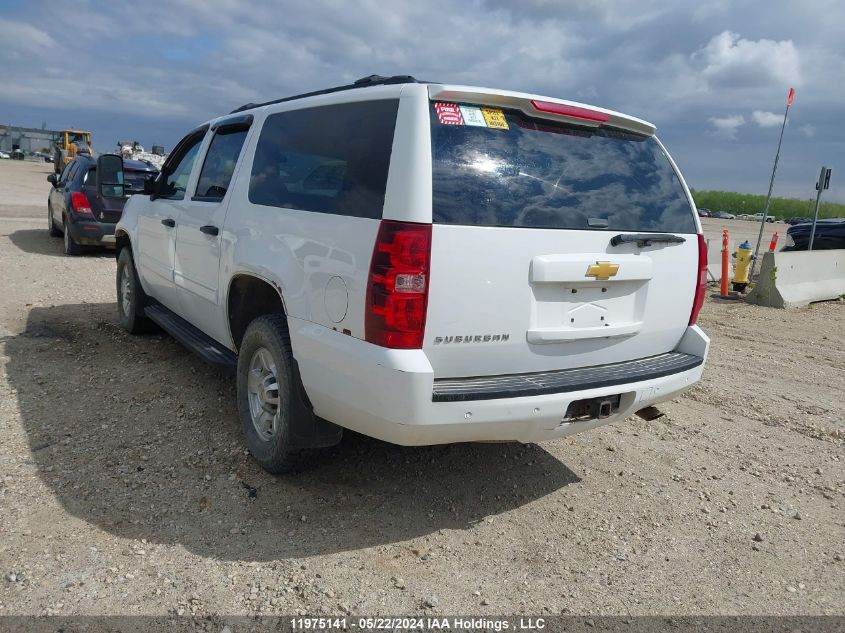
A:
[{"left": 749, "top": 87, "right": 794, "bottom": 282}]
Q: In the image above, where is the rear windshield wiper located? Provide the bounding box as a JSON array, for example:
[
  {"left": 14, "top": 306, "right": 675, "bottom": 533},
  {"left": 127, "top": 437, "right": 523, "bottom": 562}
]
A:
[{"left": 610, "top": 233, "right": 686, "bottom": 247}]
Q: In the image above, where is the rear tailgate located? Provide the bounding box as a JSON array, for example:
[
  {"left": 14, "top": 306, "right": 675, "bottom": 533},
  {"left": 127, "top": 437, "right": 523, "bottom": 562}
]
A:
[{"left": 422, "top": 89, "right": 700, "bottom": 379}]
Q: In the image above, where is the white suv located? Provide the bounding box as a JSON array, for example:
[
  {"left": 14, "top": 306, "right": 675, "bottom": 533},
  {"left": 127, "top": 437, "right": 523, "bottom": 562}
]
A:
[{"left": 114, "top": 75, "right": 709, "bottom": 472}]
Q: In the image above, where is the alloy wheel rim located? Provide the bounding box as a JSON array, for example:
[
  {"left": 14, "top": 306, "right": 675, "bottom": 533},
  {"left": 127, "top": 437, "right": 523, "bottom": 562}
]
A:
[
  {"left": 120, "top": 266, "right": 132, "bottom": 317},
  {"left": 247, "top": 347, "right": 280, "bottom": 441}
]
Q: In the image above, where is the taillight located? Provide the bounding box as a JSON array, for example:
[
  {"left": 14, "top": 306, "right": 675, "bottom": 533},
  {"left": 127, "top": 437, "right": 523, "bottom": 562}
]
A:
[
  {"left": 70, "top": 192, "right": 93, "bottom": 217},
  {"left": 365, "top": 220, "right": 432, "bottom": 349},
  {"left": 689, "top": 233, "right": 707, "bottom": 325},
  {"left": 530, "top": 100, "right": 610, "bottom": 123}
]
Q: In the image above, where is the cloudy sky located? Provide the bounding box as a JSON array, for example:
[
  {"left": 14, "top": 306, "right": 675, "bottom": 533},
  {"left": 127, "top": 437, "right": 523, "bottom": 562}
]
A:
[{"left": 1, "top": 0, "right": 842, "bottom": 203}]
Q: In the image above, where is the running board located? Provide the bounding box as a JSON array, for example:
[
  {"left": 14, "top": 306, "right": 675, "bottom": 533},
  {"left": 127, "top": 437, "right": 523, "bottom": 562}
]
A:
[{"left": 144, "top": 304, "right": 237, "bottom": 372}]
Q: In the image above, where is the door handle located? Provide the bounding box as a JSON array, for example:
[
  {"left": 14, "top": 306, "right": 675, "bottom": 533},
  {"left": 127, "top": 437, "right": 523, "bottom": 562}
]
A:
[
  {"left": 200, "top": 225, "right": 219, "bottom": 236},
  {"left": 161, "top": 218, "right": 175, "bottom": 227}
]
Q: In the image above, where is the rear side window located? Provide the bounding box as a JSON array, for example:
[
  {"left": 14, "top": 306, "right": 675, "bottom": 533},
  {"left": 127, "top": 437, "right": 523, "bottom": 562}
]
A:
[
  {"left": 58, "top": 161, "right": 74, "bottom": 184},
  {"left": 195, "top": 128, "right": 249, "bottom": 201},
  {"left": 65, "top": 160, "right": 80, "bottom": 183},
  {"left": 430, "top": 103, "right": 696, "bottom": 233},
  {"left": 249, "top": 100, "right": 399, "bottom": 218}
]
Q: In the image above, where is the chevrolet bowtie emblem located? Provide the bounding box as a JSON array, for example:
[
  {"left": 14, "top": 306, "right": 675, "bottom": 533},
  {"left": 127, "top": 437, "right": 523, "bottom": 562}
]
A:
[{"left": 585, "top": 261, "right": 620, "bottom": 280}]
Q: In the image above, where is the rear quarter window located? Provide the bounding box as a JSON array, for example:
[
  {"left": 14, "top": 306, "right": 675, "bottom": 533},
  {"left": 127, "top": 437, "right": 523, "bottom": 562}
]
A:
[
  {"left": 249, "top": 100, "right": 399, "bottom": 219},
  {"left": 430, "top": 103, "right": 696, "bottom": 233}
]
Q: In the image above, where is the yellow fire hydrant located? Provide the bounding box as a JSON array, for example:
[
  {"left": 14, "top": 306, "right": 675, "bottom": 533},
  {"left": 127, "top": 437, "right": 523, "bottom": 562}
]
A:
[{"left": 732, "top": 240, "right": 755, "bottom": 292}]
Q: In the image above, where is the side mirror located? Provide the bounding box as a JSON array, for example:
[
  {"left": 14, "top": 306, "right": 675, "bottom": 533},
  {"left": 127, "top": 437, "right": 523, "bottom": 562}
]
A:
[
  {"left": 96, "top": 154, "right": 125, "bottom": 197},
  {"left": 143, "top": 175, "right": 158, "bottom": 197},
  {"left": 47, "top": 174, "right": 58, "bottom": 186}
]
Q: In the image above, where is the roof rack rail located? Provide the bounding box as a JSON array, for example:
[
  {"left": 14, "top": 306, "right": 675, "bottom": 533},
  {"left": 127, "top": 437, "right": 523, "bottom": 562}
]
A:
[{"left": 230, "top": 74, "right": 422, "bottom": 114}]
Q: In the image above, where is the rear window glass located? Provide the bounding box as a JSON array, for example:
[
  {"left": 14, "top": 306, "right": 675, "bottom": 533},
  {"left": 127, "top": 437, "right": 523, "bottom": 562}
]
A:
[
  {"left": 249, "top": 100, "right": 399, "bottom": 218},
  {"left": 430, "top": 103, "right": 696, "bottom": 233},
  {"left": 125, "top": 169, "right": 153, "bottom": 192}
]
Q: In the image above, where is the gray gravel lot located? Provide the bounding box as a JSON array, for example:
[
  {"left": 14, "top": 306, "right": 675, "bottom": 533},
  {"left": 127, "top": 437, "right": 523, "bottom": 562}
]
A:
[{"left": 0, "top": 160, "right": 843, "bottom": 617}]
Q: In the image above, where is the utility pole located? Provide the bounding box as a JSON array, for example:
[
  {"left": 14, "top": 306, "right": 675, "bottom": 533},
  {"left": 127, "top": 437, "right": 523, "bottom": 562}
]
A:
[
  {"left": 750, "top": 88, "right": 794, "bottom": 281},
  {"left": 809, "top": 167, "right": 832, "bottom": 250}
]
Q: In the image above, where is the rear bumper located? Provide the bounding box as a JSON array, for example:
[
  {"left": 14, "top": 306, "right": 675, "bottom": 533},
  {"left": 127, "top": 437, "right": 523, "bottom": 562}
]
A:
[
  {"left": 290, "top": 321, "right": 709, "bottom": 446},
  {"left": 67, "top": 219, "right": 117, "bottom": 246}
]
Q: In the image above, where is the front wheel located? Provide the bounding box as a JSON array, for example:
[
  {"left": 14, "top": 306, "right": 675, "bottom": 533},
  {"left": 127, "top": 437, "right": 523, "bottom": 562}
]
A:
[
  {"left": 116, "top": 248, "right": 151, "bottom": 333},
  {"left": 236, "top": 314, "right": 315, "bottom": 473}
]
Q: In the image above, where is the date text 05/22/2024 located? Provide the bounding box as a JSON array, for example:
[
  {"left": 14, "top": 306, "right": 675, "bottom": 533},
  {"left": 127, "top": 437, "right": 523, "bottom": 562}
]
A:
[{"left": 290, "top": 616, "right": 547, "bottom": 631}]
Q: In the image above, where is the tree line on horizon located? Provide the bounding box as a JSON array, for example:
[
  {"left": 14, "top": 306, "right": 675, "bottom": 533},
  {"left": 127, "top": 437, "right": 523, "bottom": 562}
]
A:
[{"left": 690, "top": 189, "right": 843, "bottom": 219}]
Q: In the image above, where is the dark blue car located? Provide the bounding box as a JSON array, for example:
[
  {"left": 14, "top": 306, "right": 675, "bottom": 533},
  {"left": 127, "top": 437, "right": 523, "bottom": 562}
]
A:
[
  {"left": 47, "top": 155, "right": 158, "bottom": 255},
  {"left": 783, "top": 218, "right": 845, "bottom": 251}
]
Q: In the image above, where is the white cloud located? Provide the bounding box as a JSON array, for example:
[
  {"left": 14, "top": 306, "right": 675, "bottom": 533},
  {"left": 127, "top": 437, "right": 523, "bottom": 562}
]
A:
[
  {"left": 799, "top": 124, "right": 816, "bottom": 137},
  {"left": 751, "top": 110, "right": 784, "bottom": 127},
  {"left": 693, "top": 31, "right": 801, "bottom": 89},
  {"left": 0, "top": 17, "right": 58, "bottom": 59},
  {"left": 709, "top": 114, "right": 745, "bottom": 140}
]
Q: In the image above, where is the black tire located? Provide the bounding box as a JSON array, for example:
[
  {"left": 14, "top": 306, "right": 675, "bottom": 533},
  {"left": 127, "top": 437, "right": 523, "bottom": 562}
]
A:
[
  {"left": 116, "top": 248, "right": 151, "bottom": 334},
  {"left": 47, "top": 204, "right": 61, "bottom": 237},
  {"left": 62, "top": 216, "right": 82, "bottom": 256},
  {"left": 237, "top": 314, "right": 314, "bottom": 473}
]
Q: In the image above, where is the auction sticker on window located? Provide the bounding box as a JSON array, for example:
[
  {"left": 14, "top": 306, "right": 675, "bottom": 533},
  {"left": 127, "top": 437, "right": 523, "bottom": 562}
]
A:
[
  {"left": 435, "top": 102, "right": 464, "bottom": 125},
  {"left": 481, "top": 107, "right": 509, "bottom": 129},
  {"left": 459, "top": 105, "right": 488, "bottom": 127}
]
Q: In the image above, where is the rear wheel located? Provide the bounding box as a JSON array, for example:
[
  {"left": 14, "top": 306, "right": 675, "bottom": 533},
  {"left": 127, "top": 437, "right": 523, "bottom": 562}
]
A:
[
  {"left": 236, "top": 314, "right": 314, "bottom": 473},
  {"left": 47, "top": 204, "right": 61, "bottom": 237},
  {"left": 62, "top": 216, "right": 82, "bottom": 256},
  {"left": 116, "top": 248, "right": 151, "bottom": 333}
]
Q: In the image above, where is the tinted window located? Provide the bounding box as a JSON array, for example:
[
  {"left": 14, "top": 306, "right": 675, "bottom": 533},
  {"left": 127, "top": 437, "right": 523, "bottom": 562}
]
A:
[
  {"left": 58, "top": 161, "right": 74, "bottom": 184},
  {"left": 84, "top": 167, "right": 150, "bottom": 193},
  {"left": 249, "top": 100, "right": 399, "bottom": 218},
  {"left": 195, "top": 128, "right": 249, "bottom": 200},
  {"left": 66, "top": 160, "right": 81, "bottom": 184},
  {"left": 161, "top": 136, "right": 203, "bottom": 200},
  {"left": 124, "top": 170, "right": 154, "bottom": 193},
  {"left": 430, "top": 104, "right": 696, "bottom": 233}
]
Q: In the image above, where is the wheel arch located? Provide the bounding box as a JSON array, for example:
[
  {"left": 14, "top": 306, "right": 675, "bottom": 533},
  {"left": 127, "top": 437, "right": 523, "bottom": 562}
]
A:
[
  {"left": 226, "top": 273, "right": 288, "bottom": 352},
  {"left": 115, "top": 229, "right": 131, "bottom": 258}
]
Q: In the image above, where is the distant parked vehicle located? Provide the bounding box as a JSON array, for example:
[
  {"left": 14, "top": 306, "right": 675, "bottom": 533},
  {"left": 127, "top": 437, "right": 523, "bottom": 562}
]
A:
[
  {"left": 0, "top": 151, "right": 9, "bottom": 159},
  {"left": 11, "top": 149, "right": 24, "bottom": 160},
  {"left": 783, "top": 219, "right": 845, "bottom": 251},
  {"left": 785, "top": 216, "right": 812, "bottom": 225},
  {"left": 46, "top": 154, "right": 158, "bottom": 255},
  {"left": 713, "top": 210, "right": 735, "bottom": 220},
  {"left": 751, "top": 212, "right": 775, "bottom": 223},
  {"left": 697, "top": 208, "right": 711, "bottom": 217}
]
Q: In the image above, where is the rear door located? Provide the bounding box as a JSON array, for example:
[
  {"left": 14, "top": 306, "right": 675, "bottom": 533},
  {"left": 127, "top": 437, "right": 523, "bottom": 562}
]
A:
[{"left": 423, "top": 97, "right": 700, "bottom": 378}]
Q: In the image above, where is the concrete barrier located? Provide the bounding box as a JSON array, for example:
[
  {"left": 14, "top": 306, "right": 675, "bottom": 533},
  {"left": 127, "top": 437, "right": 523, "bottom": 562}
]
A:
[{"left": 746, "top": 250, "right": 845, "bottom": 308}]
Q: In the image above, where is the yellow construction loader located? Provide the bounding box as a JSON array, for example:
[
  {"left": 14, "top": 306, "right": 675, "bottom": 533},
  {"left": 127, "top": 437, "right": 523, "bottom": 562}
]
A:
[{"left": 53, "top": 130, "right": 92, "bottom": 173}]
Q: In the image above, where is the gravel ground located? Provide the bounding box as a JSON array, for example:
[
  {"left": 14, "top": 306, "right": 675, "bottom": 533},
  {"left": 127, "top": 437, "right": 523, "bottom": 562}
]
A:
[{"left": 0, "top": 160, "right": 843, "bottom": 617}]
